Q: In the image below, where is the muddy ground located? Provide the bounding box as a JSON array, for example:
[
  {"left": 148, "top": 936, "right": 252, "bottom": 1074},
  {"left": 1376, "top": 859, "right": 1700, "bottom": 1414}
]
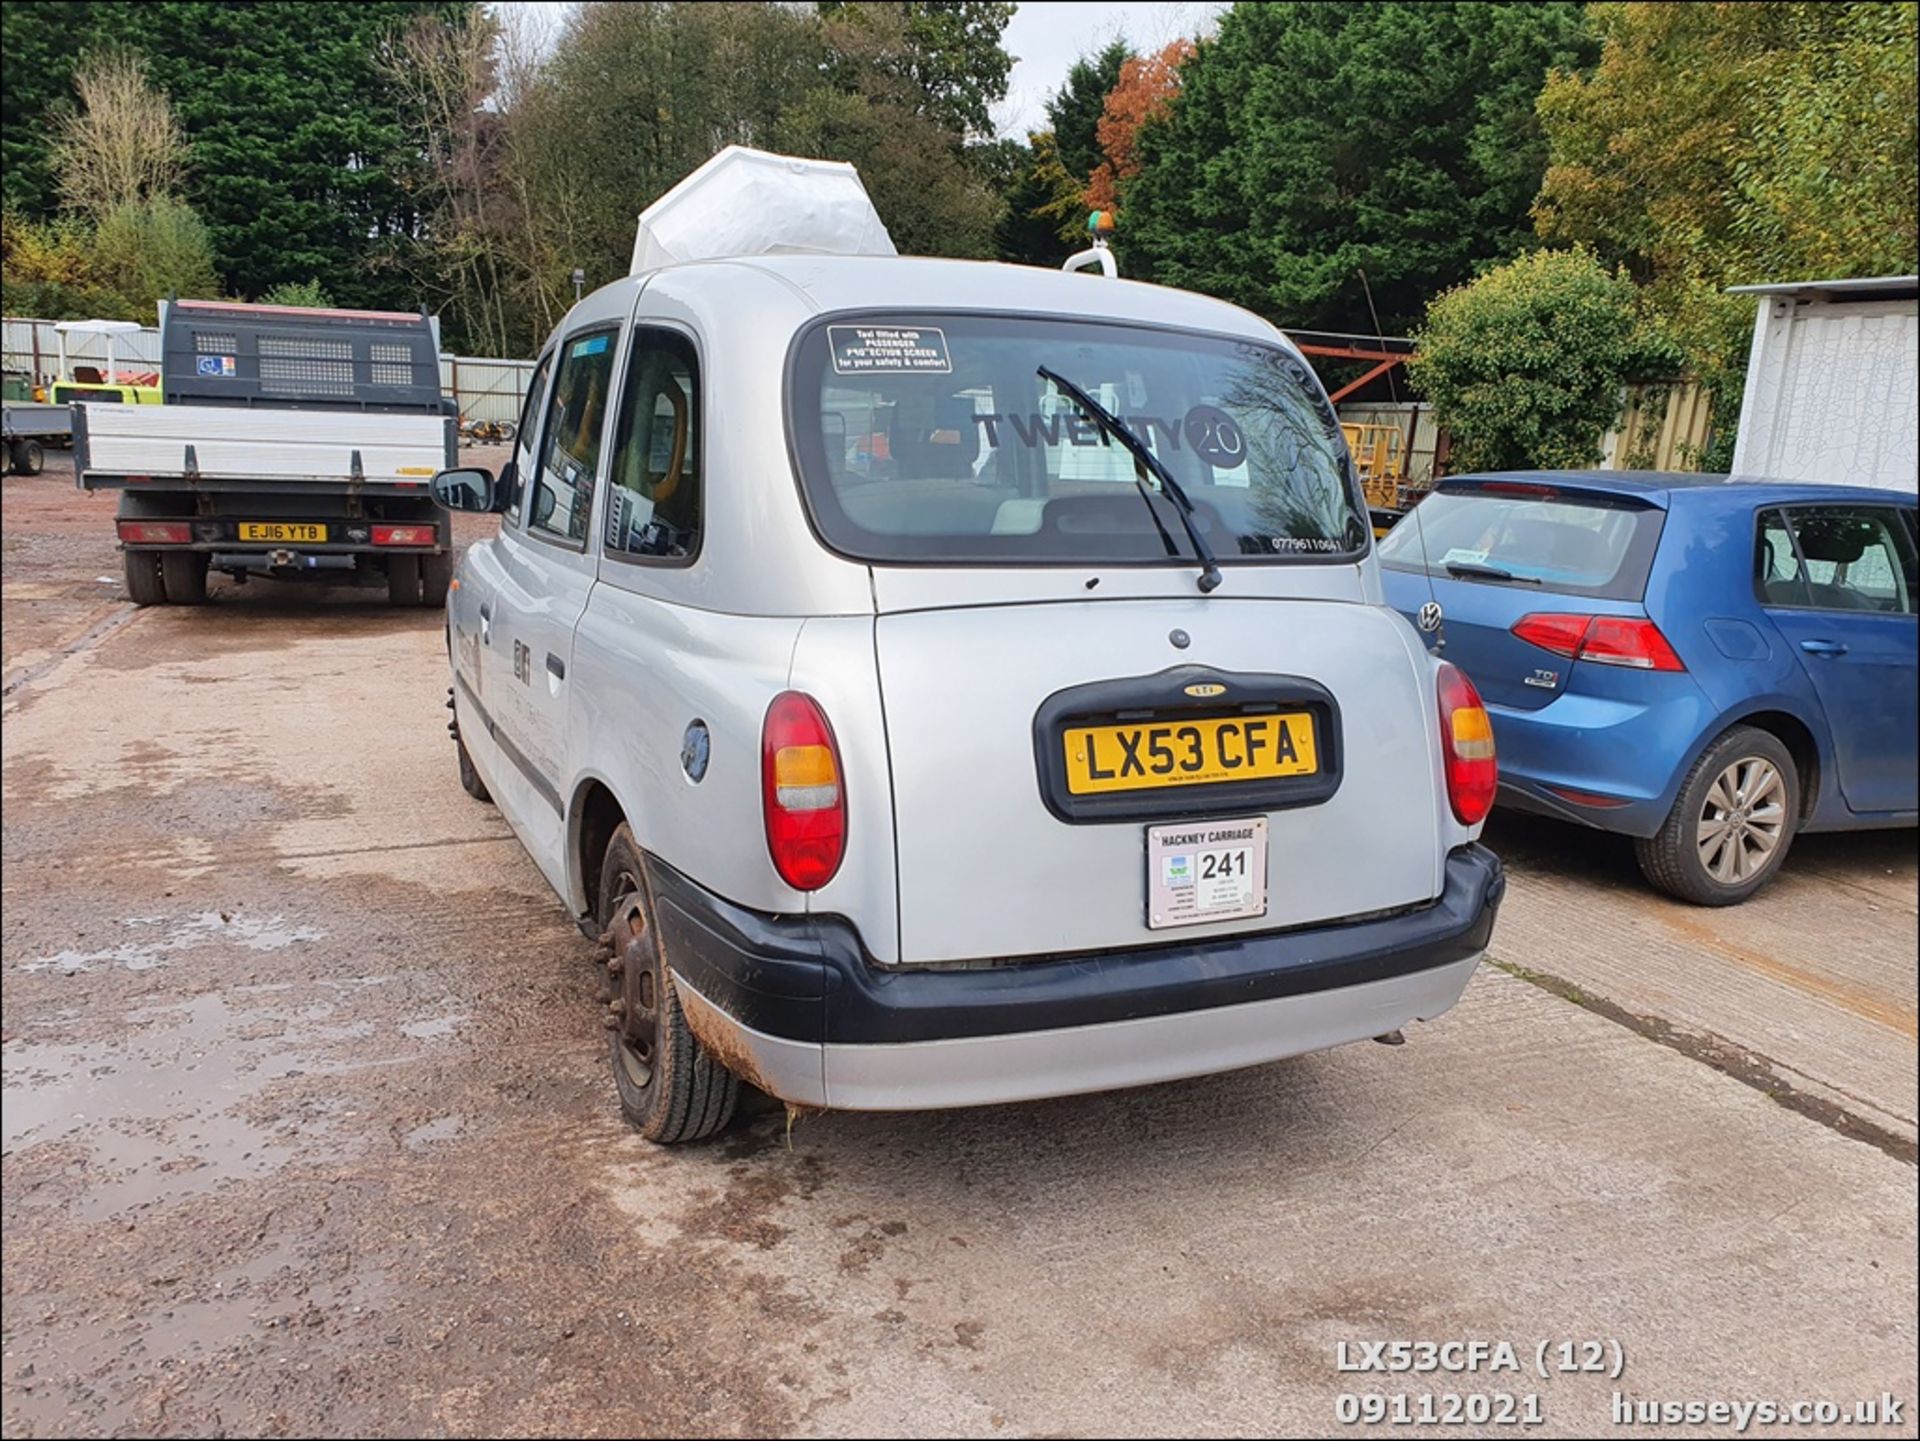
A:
[{"left": 3, "top": 454, "right": 1915, "bottom": 1438}]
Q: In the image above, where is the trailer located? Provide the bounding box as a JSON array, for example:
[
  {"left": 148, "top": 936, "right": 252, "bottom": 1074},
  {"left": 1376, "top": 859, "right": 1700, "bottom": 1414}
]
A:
[{"left": 74, "top": 299, "right": 458, "bottom": 606}]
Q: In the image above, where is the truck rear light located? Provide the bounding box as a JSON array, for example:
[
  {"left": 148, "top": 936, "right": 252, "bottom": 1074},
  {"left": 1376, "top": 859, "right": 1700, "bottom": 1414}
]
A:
[
  {"left": 116, "top": 521, "right": 190, "bottom": 544},
  {"left": 761, "top": 691, "right": 845, "bottom": 890},
  {"left": 372, "top": 524, "right": 436, "bottom": 546},
  {"left": 1511, "top": 613, "right": 1684, "bottom": 672},
  {"left": 1436, "top": 662, "right": 1497, "bottom": 826}
]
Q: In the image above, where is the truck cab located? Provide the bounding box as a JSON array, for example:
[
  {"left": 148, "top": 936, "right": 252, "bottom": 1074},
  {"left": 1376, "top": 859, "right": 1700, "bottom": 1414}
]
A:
[{"left": 433, "top": 149, "right": 1505, "bottom": 1142}]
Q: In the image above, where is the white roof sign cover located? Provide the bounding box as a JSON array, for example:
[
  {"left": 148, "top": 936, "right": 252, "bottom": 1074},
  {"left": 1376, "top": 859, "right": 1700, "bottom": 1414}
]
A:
[{"left": 629, "top": 145, "right": 898, "bottom": 276}]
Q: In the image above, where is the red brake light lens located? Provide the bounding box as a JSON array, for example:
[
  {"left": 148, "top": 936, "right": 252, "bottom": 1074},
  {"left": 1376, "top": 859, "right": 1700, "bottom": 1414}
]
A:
[
  {"left": 1511, "top": 613, "right": 1684, "bottom": 672},
  {"left": 1509, "top": 612, "right": 1590, "bottom": 658},
  {"left": 372, "top": 524, "right": 437, "bottom": 546},
  {"left": 116, "top": 521, "right": 190, "bottom": 544},
  {"left": 1579, "top": 616, "right": 1684, "bottom": 671},
  {"left": 761, "top": 691, "right": 846, "bottom": 891},
  {"left": 1436, "top": 662, "right": 1497, "bottom": 826}
]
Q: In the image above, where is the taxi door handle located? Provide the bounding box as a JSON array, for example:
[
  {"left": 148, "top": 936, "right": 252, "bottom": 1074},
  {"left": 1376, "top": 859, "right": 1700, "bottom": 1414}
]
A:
[
  {"left": 1799, "top": 639, "right": 1848, "bottom": 657},
  {"left": 546, "top": 653, "right": 566, "bottom": 680}
]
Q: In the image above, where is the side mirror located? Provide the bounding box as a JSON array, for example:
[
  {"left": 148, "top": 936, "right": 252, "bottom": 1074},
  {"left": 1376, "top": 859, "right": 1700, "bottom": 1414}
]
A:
[{"left": 432, "top": 467, "right": 496, "bottom": 513}]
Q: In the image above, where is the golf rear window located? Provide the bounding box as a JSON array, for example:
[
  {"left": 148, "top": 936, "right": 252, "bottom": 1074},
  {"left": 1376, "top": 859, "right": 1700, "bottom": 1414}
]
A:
[
  {"left": 787, "top": 313, "right": 1368, "bottom": 566},
  {"left": 1378, "top": 488, "right": 1665, "bottom": 600}
]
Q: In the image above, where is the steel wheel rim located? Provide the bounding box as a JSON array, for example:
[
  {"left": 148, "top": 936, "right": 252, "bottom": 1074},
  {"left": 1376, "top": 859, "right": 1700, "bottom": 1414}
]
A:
[
  {"left": 1696, "top": 756, "right": 1786, "bottom": 885},
  {"left": 607, "top": 875, "right": 660, "bottom": 1090}
]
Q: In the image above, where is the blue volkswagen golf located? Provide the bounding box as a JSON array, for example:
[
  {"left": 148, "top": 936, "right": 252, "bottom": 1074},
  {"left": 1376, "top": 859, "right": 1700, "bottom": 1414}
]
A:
[{"left": 1381, "top": 473, "right": 1918, "bottom": 904}]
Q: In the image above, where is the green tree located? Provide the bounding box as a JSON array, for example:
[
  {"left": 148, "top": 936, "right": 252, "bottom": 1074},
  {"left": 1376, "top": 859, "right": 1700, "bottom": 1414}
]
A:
[
  {"left": 1408, "top": 248, "right": 1682, "bottom": 471},
  {"left": 991, "top": 133, "right": 1076, "bottom": 266},
  {"left": 1046, "top": 39, "right": 1131, "bottom": 187},
  {"left": 818, "top": 1, "right": 1016, "bottom": 138},
  {"left": 1535, "top": 2, "right": 1918, "bottom": 467},
  {"left": 1125, "top": 2, "right": 1595, "bottom": 333},
  {"left": 0, "top": 2, "right": 95, "bottom": 215},
  {"left": 0, "top": 2, "right": 471, "bottom": 308},
  {"left": 504, "top": 0, "right": 1003, "bottom": 324},
  {"left": 91, "top": 196, "right": 221, "bottom": 317},
  {"left": 259, "top": 277, "right": 334, "bottom": 308}
]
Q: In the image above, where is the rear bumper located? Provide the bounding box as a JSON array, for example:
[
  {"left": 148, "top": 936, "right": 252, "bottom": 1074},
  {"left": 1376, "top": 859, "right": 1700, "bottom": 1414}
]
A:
[
  {"left": 648, "top": 844, "right": 1503, "bottom": 1111},
  {"left": 1488, "top": 687, "right": 1717, "bottom": 838}
]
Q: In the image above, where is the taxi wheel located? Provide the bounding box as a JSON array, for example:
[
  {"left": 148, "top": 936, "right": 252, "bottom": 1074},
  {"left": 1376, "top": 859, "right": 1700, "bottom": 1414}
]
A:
[
  {"left": 456, "top": 735, "right": 491, "bottom": 803},
  {"left": 387, "top": 555, "right": 422, "bottom": 606},
  {"left": 597, "top": 823, "right": 738, "bottom": 1143},
  {"left": 124, "top": 550, "right": 168, "bottom": 606},
  {"left": 161, "top": 551, "right": 209, "bottom": 605},
  {"left": 1636, "top": 726, "right": 1798, "bottom": 906}
]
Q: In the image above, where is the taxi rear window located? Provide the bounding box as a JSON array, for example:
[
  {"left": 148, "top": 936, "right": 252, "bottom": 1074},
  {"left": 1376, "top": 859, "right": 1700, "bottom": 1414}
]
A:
[{"left": 787, "top": 314, "right": 1369, "bottom": 566}]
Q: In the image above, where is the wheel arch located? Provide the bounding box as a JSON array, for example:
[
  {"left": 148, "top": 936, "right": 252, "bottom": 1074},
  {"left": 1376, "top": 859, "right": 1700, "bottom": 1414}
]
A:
[
  {"left": 568, "top": 773, "right": 634, "bottom": 921},
  {"left": 1717, "top": 706, "right": 1825, "bottom": 822}
]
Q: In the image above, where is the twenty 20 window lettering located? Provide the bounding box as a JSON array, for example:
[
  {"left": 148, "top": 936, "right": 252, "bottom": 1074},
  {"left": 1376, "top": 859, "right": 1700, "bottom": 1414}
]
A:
[{"left": 789, "top": 314, "right": 1368, "bottom": 566}]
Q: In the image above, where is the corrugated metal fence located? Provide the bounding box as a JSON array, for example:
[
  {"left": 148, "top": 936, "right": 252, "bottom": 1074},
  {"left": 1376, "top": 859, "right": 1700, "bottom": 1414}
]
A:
[{"left": 4, "top": 316, "right": 534, "bottom": 423}]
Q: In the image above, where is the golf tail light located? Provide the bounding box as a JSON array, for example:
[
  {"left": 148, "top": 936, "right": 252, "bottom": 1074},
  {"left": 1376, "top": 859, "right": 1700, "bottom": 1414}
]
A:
[
  {"left": 1511, "top": 613, "right": 1684, "bottom": 672},
  {"left": 1580, "top": 616, "right": 1685, "bottom": 671},
  {"left": 116, "top": 521, "right": 190, "bottom": 544},
  {"left": 761, "top": 691, "right": 845, "bottom": 890},
  {"left": 1437, "top": 662, "right": 1497, "bottom": 826},
  {"left": 373, "top": 524, "right": 436, "bottom": 546}
]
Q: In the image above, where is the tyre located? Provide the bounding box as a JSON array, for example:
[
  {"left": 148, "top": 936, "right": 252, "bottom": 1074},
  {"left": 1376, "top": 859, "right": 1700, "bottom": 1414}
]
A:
[
  {"left": 597, "top": 823, "right": 738, "bottom": 1143},
  {"left": 419, "top": 550, "right": 453, "bottom": 607},
  {"left": 456, "top": 735, "right": 491, "bottom": 803},
  {"left": 387, "top": 554, "right": 422, "bottom": 606},
  {"left": 10, "top": 439, "right": 44, "bottom": 475},
  {"left": 123, "top": 549, "right": 167, "bottom": 606},
  {"left": 1635, "top": 726, "right": 1799, "bottom": 905},
  {"left": 161, "top": 550, "right": 209, "bottom": 605}
]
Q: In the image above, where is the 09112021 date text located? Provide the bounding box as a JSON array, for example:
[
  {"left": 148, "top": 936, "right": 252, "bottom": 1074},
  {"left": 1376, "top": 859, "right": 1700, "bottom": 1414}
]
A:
[{"left": 1336, "top": 1392, "right": 1545, "bottom": 1427}]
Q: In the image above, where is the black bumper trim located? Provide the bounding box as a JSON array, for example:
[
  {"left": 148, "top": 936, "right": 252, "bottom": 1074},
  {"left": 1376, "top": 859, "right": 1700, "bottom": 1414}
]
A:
[{"left": 647, "top": 844, "right": 1504, "bottom": 1046}]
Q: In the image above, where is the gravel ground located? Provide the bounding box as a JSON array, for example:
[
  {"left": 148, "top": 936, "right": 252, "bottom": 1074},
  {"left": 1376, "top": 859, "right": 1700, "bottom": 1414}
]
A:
[{"left": 2, "top": 456, "right": 1914, "bottom": 1438}]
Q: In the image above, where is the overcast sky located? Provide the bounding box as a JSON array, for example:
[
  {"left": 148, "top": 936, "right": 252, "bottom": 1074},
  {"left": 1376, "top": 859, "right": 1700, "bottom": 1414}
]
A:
[
  {"left": 498, "top": 2, "right": 1227, "bottom": 141},
  {"left": 994, "top": 2, "right": 1226, "bottom": 139}
]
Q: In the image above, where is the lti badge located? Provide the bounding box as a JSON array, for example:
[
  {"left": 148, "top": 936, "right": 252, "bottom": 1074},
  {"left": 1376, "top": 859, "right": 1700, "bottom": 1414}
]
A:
[
  {"left": 196, "top": 355, "right": 236, "bottom": 377},
  {"left": 1145, "top": 816, "right": 1269, "bottom": 930}
]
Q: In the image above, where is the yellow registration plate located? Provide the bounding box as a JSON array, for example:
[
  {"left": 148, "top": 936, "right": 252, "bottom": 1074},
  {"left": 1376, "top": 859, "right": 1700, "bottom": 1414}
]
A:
[
  {"left": 1063, "top": 712, "right": 1318, "bottom": 795},
  {"left": 239, "top": 523, "right": 326, "bottom": 542}
]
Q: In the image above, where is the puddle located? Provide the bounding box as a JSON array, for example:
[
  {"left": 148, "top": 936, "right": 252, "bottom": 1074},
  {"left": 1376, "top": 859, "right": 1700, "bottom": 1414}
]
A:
[
  {"left": 398, "top": 1013, "right": 465, "bottom": 1040},
  {"left": 13, "top": 910, "right": 324, "bottom": 974},
  {"left": 403, "top": 1114, "right": 467, "bottom": 1150},
  {"left": 1, "top": 990, "right": 364, "bottom": 1220}
]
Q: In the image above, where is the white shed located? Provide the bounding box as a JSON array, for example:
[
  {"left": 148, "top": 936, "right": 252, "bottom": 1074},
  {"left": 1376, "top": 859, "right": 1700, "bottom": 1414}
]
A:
[{"left": 1728, "top": 274, "right": 1918, "bottom": 491}]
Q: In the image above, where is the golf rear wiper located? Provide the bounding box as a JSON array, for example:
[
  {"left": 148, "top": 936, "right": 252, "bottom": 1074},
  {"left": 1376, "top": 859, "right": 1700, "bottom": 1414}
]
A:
[
  {"left": 1444, "top": 560, "right": 1541, "bottom": 585},
  {"left": 1037, "top": 365, "right": 1222, "bottom": 594}
]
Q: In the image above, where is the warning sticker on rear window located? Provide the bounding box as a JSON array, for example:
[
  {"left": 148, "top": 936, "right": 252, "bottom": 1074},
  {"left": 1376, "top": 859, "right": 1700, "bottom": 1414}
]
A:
[{"left": 828, "top": 325, "right": 952, "bottom": 375}]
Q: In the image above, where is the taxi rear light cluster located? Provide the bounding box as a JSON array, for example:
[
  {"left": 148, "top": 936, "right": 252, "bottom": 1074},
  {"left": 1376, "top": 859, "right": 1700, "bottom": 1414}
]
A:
[
  {"left": 1436, "top": 662, "right": 1497, "bottom": 826},
  {"left": 372, "top": 524, "right": 437, "bottom": 546},
  {"left": 761, "top": 691, "right": 845, "bottom": 891},
  {"left": 116, "top": 521, "right": 190, "bottom": 544},
  {"left": 1511, "top": 612, "right": 1685, "bottom": 672}
]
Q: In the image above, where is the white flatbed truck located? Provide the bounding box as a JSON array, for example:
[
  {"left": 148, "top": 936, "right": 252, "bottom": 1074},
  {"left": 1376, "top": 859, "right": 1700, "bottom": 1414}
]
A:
[{"left": 73, "top": 299, "right": 458, "bottom": 606}]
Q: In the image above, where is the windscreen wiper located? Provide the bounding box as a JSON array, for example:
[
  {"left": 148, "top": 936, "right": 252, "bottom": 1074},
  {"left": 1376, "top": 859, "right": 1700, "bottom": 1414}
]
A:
[
  {"left": 1037, "top": 365, "right": 1222, "bottom": 594},
  {"left": 1444, "top": 560, "right": 1541, "bottom": 585}
]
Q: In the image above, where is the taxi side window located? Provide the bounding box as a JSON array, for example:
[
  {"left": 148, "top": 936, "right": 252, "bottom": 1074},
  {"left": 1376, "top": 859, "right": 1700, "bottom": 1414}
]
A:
[
  {"left": 604, "top": 329, "right": 702, "bottom": 563},
  {"left": 528, "top": 329, "right": 619, "bottom": 545},
  {"left": 506, "top": 350, "right": 552, "bottom": 528}
]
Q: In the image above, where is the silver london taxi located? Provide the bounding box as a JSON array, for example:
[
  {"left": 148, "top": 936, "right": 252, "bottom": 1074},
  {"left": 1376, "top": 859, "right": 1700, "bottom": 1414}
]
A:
[{"left": 433, "top": 253, "right": 1504, "bottom": 1142}]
